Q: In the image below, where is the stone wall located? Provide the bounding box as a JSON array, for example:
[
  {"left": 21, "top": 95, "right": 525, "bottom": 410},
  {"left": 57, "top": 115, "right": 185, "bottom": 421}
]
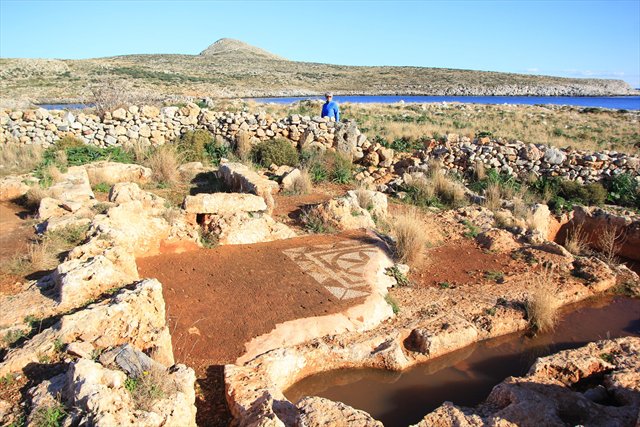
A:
[{"left": 1, "top": 103, "right": 638, "bottom": 185}]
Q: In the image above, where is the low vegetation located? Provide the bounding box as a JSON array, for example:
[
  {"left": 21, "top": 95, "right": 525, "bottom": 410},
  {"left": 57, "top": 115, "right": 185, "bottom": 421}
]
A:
[
  {"left": 402, "top": 163, "right": 467, "bottom": 209},
  {"left": 252, "top": 138, "right": 298, "bottom": 167},
  {"left": 30, "top": 401, "right": 66, "bottom": 427},
  {"left": 525, "top": 267, "right": 559, "bottom": 333},
  {"left": 391, "top": 210, "right": 428, "bottom": 266},
  {"left": 0, "top": 143, "right": 44, "bottom": 177},
  {"left": 302, "top": 150, "right": 353, "bottom": 184},
  {"left": 124, "top": 367, "right": 177, "bottom": 411}
]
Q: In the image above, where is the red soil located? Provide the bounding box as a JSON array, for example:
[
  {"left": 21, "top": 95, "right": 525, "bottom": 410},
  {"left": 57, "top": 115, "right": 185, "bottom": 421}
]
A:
[{"left": 0, "top": 202, "right": 35, "bottom": 296}]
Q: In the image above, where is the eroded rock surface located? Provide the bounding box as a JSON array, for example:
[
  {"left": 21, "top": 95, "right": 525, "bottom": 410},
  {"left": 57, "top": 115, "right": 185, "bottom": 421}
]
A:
[{"left": 415, "top": 337, "right": 640, "bottom": 427}]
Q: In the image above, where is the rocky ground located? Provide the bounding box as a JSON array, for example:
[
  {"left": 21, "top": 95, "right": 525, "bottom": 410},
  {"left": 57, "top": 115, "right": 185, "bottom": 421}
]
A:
[{"left": 0, "top": 113, "right": 639, "bottom": 426}]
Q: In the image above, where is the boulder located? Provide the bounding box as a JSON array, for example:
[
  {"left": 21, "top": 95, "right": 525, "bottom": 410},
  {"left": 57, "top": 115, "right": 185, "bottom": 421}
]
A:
[
  {"left": 0, "top": 279, "right": 173, "bottom": 376},
  {"left": 345, "top": 189, "right": 388, "bottom": 220},
  {"left": 201, "top": 212, "right": 296, "bottom": 245},
  {"left": 108, "top": 182, "right": 166, "bottom": 211},
  {"left": 297, "top": 396, "right": 383, "bottom": 427},
  {"left": 476, "top": 229, "right": 519, "bottom": 252},
  {"left": 183, "top": 193, "right": 267, "bottom": 215},
  {"left": 543, "top": 148, "right": 567, "bottom": 165},
  {"left": 84, "top": 161, "right": 152, "bottom": 185},
  {"left": 281, "top": 168, "right": 302, "bottom": 192},
  {"left": 218, "top": 162, "right": 279, "bottom": 211},
  {"left": 0, "top": 174, "right": 31, "bottom": 201},
  {"left": 305, "top": 196, "right": 375, "bottom": 231},
  {"left": 408, "top": 315, "right": 479, "bottom": 357},
  {"left": 140, "top": 105, "right": 160, "bottom": 118},
  {"left": 48, "top": 166, "right": 95, "bottom": 204}
]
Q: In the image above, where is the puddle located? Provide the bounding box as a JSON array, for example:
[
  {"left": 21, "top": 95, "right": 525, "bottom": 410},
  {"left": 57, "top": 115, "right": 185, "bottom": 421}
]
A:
[{"left": 285, "top": 296, "right": 640, "bottom": 426}]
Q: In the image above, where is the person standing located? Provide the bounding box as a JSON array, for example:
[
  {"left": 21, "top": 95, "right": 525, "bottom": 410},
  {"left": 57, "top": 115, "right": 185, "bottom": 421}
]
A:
[{"left": 321, "top": 92, "right": 340, "bottom": 122}]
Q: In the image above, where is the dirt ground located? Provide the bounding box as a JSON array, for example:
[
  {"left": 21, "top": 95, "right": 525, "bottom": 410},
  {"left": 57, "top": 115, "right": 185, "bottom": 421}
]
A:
[
  {"left": 137, "top": 231, "right": 376, "bottom": 426},
  {"left": 0, "top": 202, "right": 35, "bottom": 296},
  {"left": 272, "top": 182, "right": 351, "bottom": 228}
]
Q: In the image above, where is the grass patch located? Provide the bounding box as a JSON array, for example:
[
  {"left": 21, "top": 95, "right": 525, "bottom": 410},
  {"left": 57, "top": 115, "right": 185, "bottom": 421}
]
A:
[
  {"left": 0, "top": 143, "right": 44, "bottom": 177},
  {"left": 484, "top": 270, "right": 505, "bottom": 283},
  {"left": 462, "top": 220, "right": 480, "bottom": 239},
  {"left": 124, "top": 367, "right": 177, "bottom": 411},
  {"left": 301, "top": 208, "right": 335, "bottom": 234},
  {"left": 31, "top": 401, "right": 66, "bottom": 427},
  {"left": 145, "top": 145, "right": 182, "bottom": 187},
  {"left": 302, "top": 150, "right": 353, "bottom": 184},
  {"left": 92, "top": 182, "right": 111, "bottom": 193},
  {"left": 385, "top": 266, "right": 409, "bottom": 287},
  {"left": 385, "top": 293, "right": 400, "bottom": 314}
]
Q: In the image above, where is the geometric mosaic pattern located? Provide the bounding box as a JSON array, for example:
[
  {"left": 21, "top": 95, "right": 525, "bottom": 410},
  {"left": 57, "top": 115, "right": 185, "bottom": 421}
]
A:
[{"left": 283, "top": 240, "right": 379, "bottom": 300}]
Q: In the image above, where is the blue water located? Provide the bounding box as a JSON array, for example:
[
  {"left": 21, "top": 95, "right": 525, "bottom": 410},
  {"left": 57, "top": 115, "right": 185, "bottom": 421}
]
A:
[
  {"left": 38, "top": 96, "right": 640, "bottom": 111},
  {"left": 38, "top": 103, "right": 93, "bottom": 110},
  {"left": 252, "top": 95, "right": 640, "bottom": 110}
]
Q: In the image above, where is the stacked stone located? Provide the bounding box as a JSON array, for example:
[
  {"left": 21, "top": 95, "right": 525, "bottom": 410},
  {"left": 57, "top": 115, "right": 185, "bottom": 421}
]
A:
[
  {"left": 372, "top": 133, "right": 639, "bottom": 189},
  {"left": 1, "top": 105, "right": 638, "bottom": 185}
]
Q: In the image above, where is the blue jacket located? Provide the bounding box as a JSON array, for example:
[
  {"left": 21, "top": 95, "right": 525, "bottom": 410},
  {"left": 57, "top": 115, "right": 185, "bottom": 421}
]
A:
[{"left": 321, "top": 100, "right": 340, "bottom": 122}]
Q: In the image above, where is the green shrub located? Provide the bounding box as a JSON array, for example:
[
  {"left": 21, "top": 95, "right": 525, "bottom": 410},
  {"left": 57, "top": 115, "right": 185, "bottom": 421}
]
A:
[
  {"left": 204, "top": 141, "right": 229, "bottom": 166},
  {"left": 559, "top": 180, "right": 607, "bottom": 206},
  {"left": 177, "top": 129, "right": 214, "bottom": 162},
  {"left": 31, "top": 402, "right": 66, "bottom": 427},
  {"left": 92, "top": 182, "right": 111, "bottom": 193},
  {"left": 330, "top": 151, "right": 353, "bottom": 184},
  {"left": 385, "top": 294, "right": 400, "bottom": 314},
  {"left": 252, "top": 138, "right": 299, "bottom": 167},
  {"left": 606, "top": 173, "right": 639, "bottom": 208}
]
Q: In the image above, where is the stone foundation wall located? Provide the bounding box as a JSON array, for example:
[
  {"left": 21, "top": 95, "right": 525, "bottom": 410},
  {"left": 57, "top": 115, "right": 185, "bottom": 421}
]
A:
[{"left": 1, "top": 103, "right": 638, "bottom": 184}]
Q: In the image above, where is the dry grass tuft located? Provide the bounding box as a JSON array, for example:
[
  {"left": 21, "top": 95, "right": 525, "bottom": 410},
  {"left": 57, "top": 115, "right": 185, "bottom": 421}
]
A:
[
  {"left": 6, "top": 240, "right": 59, "bottom": 276},
  {"left": 127, "top": 366, "right": 178, "bottom": 412},
  {"left": 0, "top": 143, "right": 44, "bottom": 177},
  {"left": 475, "top": 160, "right": 487, "bottom": 181},
  {"left": 564, "top": 222, "right": 588, "bottom": 255},
  {"left": 289, "top": 169, "right": 313, "bottom": 195},
  {"left": 392, "top": 210, "right": 428, "bottom": 267},
  {"left": 598, "top": 223, "right": 625, "bottom": 265},
  {"left": 235, "top": 131, "right": 253, "bottom": 162},
  {"left": 525, "top": 266, "right": 559, "bottom": 333},
  {"left": 146, "top": 145, "right": 182, "bottom": 186},
  {"left": 483, "top": 182, "right": 502, "bottom": 211}
]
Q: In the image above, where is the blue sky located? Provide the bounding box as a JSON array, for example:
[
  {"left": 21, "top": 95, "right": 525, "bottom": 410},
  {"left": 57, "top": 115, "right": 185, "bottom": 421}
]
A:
[{"left": 1, "top": 0, "right": 639, "bottom": 87}]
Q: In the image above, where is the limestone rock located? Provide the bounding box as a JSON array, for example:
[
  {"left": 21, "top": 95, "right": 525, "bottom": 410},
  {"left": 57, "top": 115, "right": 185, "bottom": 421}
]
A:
[
  {"left": 48, "top": 166, "right": 95, "bottom": 204},
  {"left": 0, "top": 174, "right": 31, "bottom": 201},
  {"left": 281, "top": 168, "right": 302, "bottom": 193},
  {"left": 218, "top": 162, "right": 279, "bottom": 211},
  {"left": 346, "top": 189, "right": 388, "bottom": 220},
  {"left": 305, "top": 196, "right": 375, "bottom": 231},
  {"left": 108, "top": 182, "right": 166, "bottom": 211},
  {"left": 543, "top": 147, "right": 567, "bottom": 165},
  {"left": 183, "top": 192, "right": 267, "bottom": 215},
  {"left": 140, "top": 105, "right": 160, "bottom": 118},
  {"left": 201, "top": 212, "right": 296, "bottom": 245},
  {"left": 0, "top": 279, "right": 173, "bottom": 376},
  {"left": 297, "top": 396, "right": 383, "bottom": 427},
  {"left": 476, "top": 229, "right": 519, "bottom": 252},
  {"left": 408, "top": 315, "right": 479, "bottom": 357},
  {"left": 84, "top": 161, "right": 152, "bottom": 185}
]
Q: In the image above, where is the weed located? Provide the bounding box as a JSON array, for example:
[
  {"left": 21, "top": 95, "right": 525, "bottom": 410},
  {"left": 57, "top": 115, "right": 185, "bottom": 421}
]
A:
[
  {"left": 199, "top": 230, "right": 218, "bottom": 249},
  {"left": 385, "top": 266, "right": 409, "bottom": 287},
  {"left": 30, "top": 401, "right": 66, "bottom": 427},
  {"left": 329, "top": 151, "right": 353, "bottom": 184},
  {"left": 606, "top": 173, "right": 639, "bottom": 208},
  {"left": 235, "top": 130, "right": 253, "bottom": 162},
  {"left": 2, "top": 329, "right": 25, "bottom": 346},
  {"left": 598, "top": 223, "right": 624, "bottom": 265},
  {"left": 301, "top": 208, "right": 335, "bottom": 234},
  {"left": 462, "top": 220, "right": 480, "bottom": 239},
  {"left": 53, "top": 338, "right": 64, "bottom": 353},
  {"left": 47, "top": 223, "right": 89, "bottom": 247},
  {"left": 0, "top": 143, "right": 44, "bottom": 177},
  {"left": 176, "top": 129, "right": 213, "bottom": 162},
  {"left": 484, "top": 271, "right": 505, "bottom": 283},
  {"left": 484, "top": 307, "right": 497, "bottom": 316},
  {"left": 600, "top": 352, "right": 614, "bottom": 363},
  {"left": 0, "top": 373, "right": 17, "bottom": 386},
  {"left": 438, "top": 281, "right": 451, "bottom": 289},
  {"left": 91, "top": 202, "right": 111, "bottom": 215},
  {"left": 385, "top": 294, "right": 400, "bottom": 314},
  {"left": 125, "top": 367, "right": 177, "bottom": 411},
  {"left": 564, "top": 222, "right": 588, "bottom": 255},
  {"left": 92, "top": 182, "right": 111, "bottom": 193}
]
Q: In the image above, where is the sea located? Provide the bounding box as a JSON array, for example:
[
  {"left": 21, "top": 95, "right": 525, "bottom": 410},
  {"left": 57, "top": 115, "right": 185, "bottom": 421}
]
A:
[{"left": 38, "top": 95, "right": 640, "bottom": 111}]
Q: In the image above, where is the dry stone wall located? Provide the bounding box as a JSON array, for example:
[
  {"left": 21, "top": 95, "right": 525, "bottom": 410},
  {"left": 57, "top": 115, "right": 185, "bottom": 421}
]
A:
[{"left": 1, "top": 104, "right": 638, "bottom": 185}]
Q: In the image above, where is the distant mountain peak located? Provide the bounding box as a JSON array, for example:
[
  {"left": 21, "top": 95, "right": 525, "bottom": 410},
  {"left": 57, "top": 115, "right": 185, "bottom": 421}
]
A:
[{"left": 199, "top": 38, "right": 286, "bottom": 60}]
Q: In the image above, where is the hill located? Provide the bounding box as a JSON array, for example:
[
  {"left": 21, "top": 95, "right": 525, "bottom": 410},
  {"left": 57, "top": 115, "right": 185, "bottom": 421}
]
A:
[{"left": 0, "top": 38, "right": 636, "bottom": 103}]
